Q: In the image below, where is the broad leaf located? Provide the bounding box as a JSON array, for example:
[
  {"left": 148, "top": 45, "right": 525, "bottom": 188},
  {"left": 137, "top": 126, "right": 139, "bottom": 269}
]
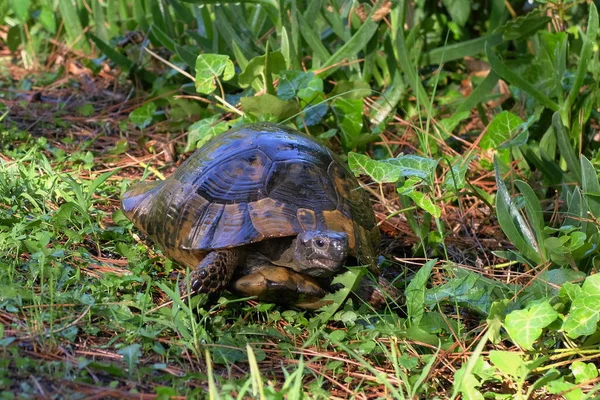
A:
[
  {"left": 129, "top": 103, "right": 157, "bottom": 129},
  {"left": 241, "top": 94, "right": 298, "bottom": 121},
  {"left": 563, "top": 274, "right": 600, "bottom": 338},
  {"left": 480, "top": 111, "right": 523, "bottom": 150},
  {"left": 405, "top": 259, "right": 436, "bottom": 325},
  {"left": 504, "top": 301, "right": 559, "bottom": 350},
  {"left": 195, "top": 54, "right": 235, "bottom": 94},
  {"left": 238, "top": 52, "right": 286, "bottom": 88},
  {"left": 184, "top": 116, "right": 230, "bottom": 152}
]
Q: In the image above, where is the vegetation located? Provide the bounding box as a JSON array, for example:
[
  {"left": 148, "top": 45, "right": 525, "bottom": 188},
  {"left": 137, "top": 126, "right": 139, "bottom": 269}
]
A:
[{"left": 1, "top": 0, "right": 600, "bottom": 398}]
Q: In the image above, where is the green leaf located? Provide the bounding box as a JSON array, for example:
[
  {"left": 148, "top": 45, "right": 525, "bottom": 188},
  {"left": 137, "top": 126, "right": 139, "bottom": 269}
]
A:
[
  {"left": 58, "top": 0, "right": 89, "bottom": 52},
  {"left": 184, "top": 116, "right": 230, "bottom": 152},
  {"left": 195, "top": 54, "right": 235, "bottom": 94},
  {"left": 504, "top": 301, "right": 559, "bottom": 350},
  {"left": 553, "top": 112, "right": 581, "bottom": 183},
  {"left": 564, "top": 3, "right": 598, "bottom": 111},
  {"left": 38, "top": 6, "right": 57, "bottom": 34},
  {"left": 443, "top": 157, "right": 474, "bottom": 191},
  {"left": 317, "top": 268, "right": 364, "bottom": 323},
  {"left": 386, "top": 156, "right": 438, "bottom": 184},
  {"left": 349, "top": 153, "right": 402, "bottom": 183},
  {"left": 89, "top": 34, "right": 134, "bottom": 70},
  {"left": 241, "top": 94, "right": 298, "bottom": 121},
  {"left": 319, "top": 12, "right": 379, "bottom": 79},
  {"left": 501, "top": 11, "right": 551, "bottom": 40},
  {"left": 514, "top": 180, "right": 546, "bottom": 256},
  {"left": 437, "top": 111, "right": 470, "bottom": 137},
  {"left": 6, "top": 26, "right": 22, "bottom": 53},
  {"left": 238, "top": 52, "right": 286, "bottom": 89},
  {"left": 11, "top": 0, "right": 31, "bottom": 23},
  {"left": 129, "top": 102, "right": 157, "bottom": 129},
  {"left": 546, "top": 378, "right": 583, "bottom": 400},
  {"left": 332, "top": 98, "right": 363, "bottom": 150},
  {"left": 571, "top": 361, "right": 599, "bottom": 384},
  {"left": 424, "top": 33, "right": 503, "bottom": 65},
  {"left": 494, "top": 156, "right": 542, "bottom": 265},
  {"left": 486, "top": 46, "right": 559, "bottom": 112},
  {"left": 489, "top": 351, "right": 529, "bottom": 379},
  {"left": 581, "top": 156, "right": 600, "bottom": 219},
  {"left": 406, "top": 191, "right": 442, "bottom": 218},
  {"left": 330, "top": 81, "right": 372, "bottom": 99},
  {"left": 563, "top": 274, "right": 600, "bottom": 338},
  {"left": 297, "top": 13, "right": 331, "bottom": 66},
  {"left": 348, "top": 153, "right": 437, "bottom": 184},
  {"left": 441, "top": 0, "right": 471, "bottom": 27},
  {"left": 405, "top": 259, "right": 436, "bottom": 325},
  {"left": 277, "top": 71, "right": 320, "bottom": 101},
  {"left": 455, "top": 72, "right": 500, "bottom": 115},
  {"left": 481, "top": 111, "right": 524, "bottom": 150}
]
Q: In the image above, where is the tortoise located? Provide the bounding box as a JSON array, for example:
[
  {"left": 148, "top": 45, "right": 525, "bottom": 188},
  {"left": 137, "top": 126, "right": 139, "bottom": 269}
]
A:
[{"left": 121, "top": 123, "right": 397, "bottom": 309}]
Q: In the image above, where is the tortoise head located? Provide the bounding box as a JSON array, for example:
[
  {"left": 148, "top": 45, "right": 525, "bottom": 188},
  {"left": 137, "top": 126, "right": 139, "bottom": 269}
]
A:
[{"left": 293, "top": 231, "right": 348, "bottom": 277}]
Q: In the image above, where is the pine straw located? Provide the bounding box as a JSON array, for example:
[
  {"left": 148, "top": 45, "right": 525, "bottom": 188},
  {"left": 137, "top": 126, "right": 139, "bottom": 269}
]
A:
[{"left": 1, "top": 49, "right": 560, "bottom": 399}]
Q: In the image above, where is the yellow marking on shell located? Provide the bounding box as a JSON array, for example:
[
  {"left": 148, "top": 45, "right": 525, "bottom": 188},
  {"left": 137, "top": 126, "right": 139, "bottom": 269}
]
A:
[
  {"left": 248, "top": 198, "right": 297, "bottom": 238},
  {"left": 297, "top": 208, "right": 317, "bottom": 231},
  {"left": 322, "top": 210, "right": 356, "bottom": 250}
]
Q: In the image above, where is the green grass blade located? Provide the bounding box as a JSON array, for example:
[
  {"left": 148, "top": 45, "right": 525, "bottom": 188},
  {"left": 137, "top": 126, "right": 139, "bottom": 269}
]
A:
[
  {"left": 91, "top": 0, "right": 109, "bottom": 42},
  {"left": 564, "top": 3, "right": 598, "bottom": 113},
  {"left": 297, "top": 12, "right": 331, "bottom": 67},
  {"left": 57, "top": 0, "right": 89, "bottom": 52},
  {"left": 494, "top": 157, "right": 542, "bottom": 266},
  {"left": 88, "top": 34, "right": 134, "bottom": 70},
  {"left": 455, "top": 71, "right": 499, "bottom": 115},
  {"left": 581, "top": 155, "right": 600, "bottom": 219},
  {"left": 486, "top": 45, "right": 559, "bottom": 112},
  {"left": 553, "top": 112, "right": 581, "bottom": 183},
  {"left": 514, "top": 180, "right": 547, "bottom": 261},
  {"left": 392, "top": 1, "right": 431, "bottom": 116},
  {"left": 318, "top": 7, "right": 379, "bottom": 78},
  {"left": 424, "top": 33, "right": 503, "bottom": 65}
]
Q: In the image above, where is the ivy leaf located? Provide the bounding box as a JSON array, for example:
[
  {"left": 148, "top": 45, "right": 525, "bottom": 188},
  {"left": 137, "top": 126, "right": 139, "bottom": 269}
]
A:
[
  {"left": 277, "top": 70, "right": 319, "bottom": 100},
  {"left": 10, "top": 0, "right": 31, "bottom": 23},
  {"left": 348, "top": 153, "right": 403, "bottom": 183},
  {"left": 195, "top": 54, "right": 235, "bottom": 94},
  {"left": 481, "top": 111, "right": 524, "bottom": 150},
  {"left": 504, "top": 301, "right": 559, "bottom": 350},
  {"left": 386, "top": 156, "right": 438, "bottom": 184},
  {"left": 332, "top": 98, "right": 363, "bottom": 150},
  {"left": 330, "top": 81, "right": 372, "bottom": 99},
  {"left": 316, "top": 268, "right": 364, "bottom": 323},
  {"left": 405, "top": 259, "right": 436, "bottom": 325},
  {"left": 563, "top": 274, "right": 600, "bottom": 338},
  {"left": 348, "top": 153, "right": 438, "bottom": 185},
  {"left": 571, "top": 361, "right": 599, "bottom": 384},
  {"left": 489, "top": 351, "right": 530, "bottom": 379},
  {"left": 406, "top": 190, "right": 442, "bottom": 218},
  {"left": 184, "top": 116, "right": 230, "bottom": 152},
  {"left": 443, "top": 156, "right": 474, "bottom": 191},
  {"left": 238, "top": 51, "right": 286, "bottom": 88},
  {"left": 241, "top": 94, "right": 299, "bottom": 121},
  {"left": 129, "top": 102, "right": 157, "bottom": 129}
]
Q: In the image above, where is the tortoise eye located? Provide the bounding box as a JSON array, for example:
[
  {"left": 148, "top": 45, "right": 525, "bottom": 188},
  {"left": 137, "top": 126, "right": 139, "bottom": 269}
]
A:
[{"left": 315, "top": 238, "right": 325, "bottom": 248}]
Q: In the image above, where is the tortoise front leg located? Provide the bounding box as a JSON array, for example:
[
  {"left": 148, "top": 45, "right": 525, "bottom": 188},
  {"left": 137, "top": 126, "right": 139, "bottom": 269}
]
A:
[
  {"left": 230, "top": 266, "right": 331, "bottom": 310},
  {"left": 180, "top": 249, "right": 243, "bottom": 301}
]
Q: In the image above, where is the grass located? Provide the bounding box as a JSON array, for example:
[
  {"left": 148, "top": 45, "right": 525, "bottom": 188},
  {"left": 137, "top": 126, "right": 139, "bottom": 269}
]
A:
[{"left": 2, "top": 0, "right": 600, "bottom": 398}]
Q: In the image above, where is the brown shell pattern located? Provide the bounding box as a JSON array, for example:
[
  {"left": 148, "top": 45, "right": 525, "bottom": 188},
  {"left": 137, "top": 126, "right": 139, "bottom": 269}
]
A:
[{"left": 121, "top": 123, "right": 379, "bottom": 270}]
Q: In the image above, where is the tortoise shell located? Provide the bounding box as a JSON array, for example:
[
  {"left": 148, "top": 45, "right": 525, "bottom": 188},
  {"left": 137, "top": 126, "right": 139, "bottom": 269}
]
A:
[{"left": 122, "top": 123, "right": 379, "bottom": 273}]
